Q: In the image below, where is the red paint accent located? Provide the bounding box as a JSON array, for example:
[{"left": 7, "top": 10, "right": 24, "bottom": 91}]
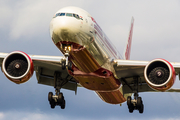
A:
[
  {"left": 91, "top": 17, "right": 102, "bottom": 31},
  {"left": 23, "top": 51, "right": 34, "bottom": 78},
  {"left": 94, "top": 25, "right": 103, "bottom": 37},
  {"left": 125, "top": 18, "right": 134, "bottom": 60},
  {"left": 155, "top": 59, "right": 176, "bottom": 91},
  {"left": 93, "top": 19, "right": 118, "bottom": 59}
]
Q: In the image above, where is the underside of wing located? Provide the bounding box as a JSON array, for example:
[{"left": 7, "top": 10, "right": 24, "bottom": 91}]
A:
[
  {"left": 31, "top": 55, "right": 78, "bottom": 93},
  {"left": 114, "top": 59, "right": 152, "bottom": 95},
  {"left": 0, "top": 52, "right": 78, "bottom": 93},
  {"left": 114, "top": 59, "right": 180, "bottom": 95}
]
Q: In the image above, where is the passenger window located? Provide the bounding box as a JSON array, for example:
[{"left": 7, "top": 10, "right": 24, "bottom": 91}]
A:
[{"left": 66, "top": 13, "right": 72, "bottom": 17}]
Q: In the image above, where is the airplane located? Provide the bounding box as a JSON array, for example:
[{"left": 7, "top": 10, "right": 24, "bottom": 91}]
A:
[{"left": 0, "top": 6, "right": 180, "bottom": 114}]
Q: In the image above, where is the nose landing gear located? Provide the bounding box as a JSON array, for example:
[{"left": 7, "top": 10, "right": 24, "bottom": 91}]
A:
[{"left": 61, "top": 45, "right": 73, "bottom": 71}]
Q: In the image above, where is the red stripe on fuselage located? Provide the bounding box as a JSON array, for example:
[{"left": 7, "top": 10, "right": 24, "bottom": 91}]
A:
[
  {"left": 92, "top": 18, "right": 118, "bottom": 59},
  {"left": 95, "top": 30, "right": 117, "bottom": 59}
]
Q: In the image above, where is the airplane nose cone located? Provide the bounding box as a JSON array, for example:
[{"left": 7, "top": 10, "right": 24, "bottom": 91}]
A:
[
  {"left": 50, "top": 17, "right": 81, "bottom": 43},
  {"left": 51, "top": 17, "right": 69, "bottom": 32}
]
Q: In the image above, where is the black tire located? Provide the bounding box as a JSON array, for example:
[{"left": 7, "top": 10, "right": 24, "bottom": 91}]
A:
[
  {"left": 51, "top": 102, "right": 55, "bottom": 109},
  {"left": 127, "top": 96, "right": 132, "bottom": 107},
  {"left": 48, "top": 92, "right": 53, "bottom": 102},
  {"left": 129, "top": 106, "right": 134, "bottom": 113},
  {"left": 137, "top": 97, "right": 142, "bottom": 110},
  {"left": 139, "top": 104, "right": 144, "bottom": 113},
  {"left": 58, "top": 93, "right": 63, "bottom": 104},
  {"left": 61, "top": 100, "right": 66, "bottom": 109}
]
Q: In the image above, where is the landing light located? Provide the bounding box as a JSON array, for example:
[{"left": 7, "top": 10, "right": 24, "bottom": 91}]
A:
[
  {"left": 68, "top": 46, "right": 71, "bottom": 51},
  {"left": 63, "top": 45, "right": 71, "bottom": 52}
]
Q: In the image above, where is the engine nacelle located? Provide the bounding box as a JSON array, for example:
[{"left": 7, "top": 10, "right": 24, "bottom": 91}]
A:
[
  {"left": 2, "top": 51, "right": 34, "bottom": 84},
  {"left": 144, "top": 59, "right": 176, "bottom": 91}
]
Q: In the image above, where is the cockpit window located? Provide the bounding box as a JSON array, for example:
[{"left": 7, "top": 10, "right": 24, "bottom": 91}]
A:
[
  {"left": 66, "top": 13, "right": 73, "bottom": 17},
  {"left": 53, "top": 12, "right": 83, "bottom": 20},
  {"left": 60, "top": 13, "right": 65, "bottom": 16},
  {"left": 73, "top": 14, "right": 80, "bottom": 19},
  {"left": 53, "top": 13, "right": 65, "bottom": 18}
]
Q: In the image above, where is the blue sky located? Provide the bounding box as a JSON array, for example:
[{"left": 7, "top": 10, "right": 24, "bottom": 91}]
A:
[{"left": 0, "top": 0, "right": 180, "bottom": 119}]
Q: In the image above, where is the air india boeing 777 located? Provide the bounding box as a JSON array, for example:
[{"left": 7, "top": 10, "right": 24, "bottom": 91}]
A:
[{"left": 0, "top": 6, "right": 180, "bottom": 114}]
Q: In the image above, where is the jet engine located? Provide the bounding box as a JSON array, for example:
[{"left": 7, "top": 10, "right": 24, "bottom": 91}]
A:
[
  {"left": 144, "top": 59, "right": 176, "bottom": 91},
  {"left": 2, "top": 51, "right": 34, "bottom": 84}
]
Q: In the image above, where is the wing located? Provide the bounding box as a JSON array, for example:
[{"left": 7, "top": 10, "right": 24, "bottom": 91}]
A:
[
  {"left": 0, "top": 52, "right": 78, "bottom": 93},
  {"left": 114, "top": 59, "right": 180, "bottom": 95}
]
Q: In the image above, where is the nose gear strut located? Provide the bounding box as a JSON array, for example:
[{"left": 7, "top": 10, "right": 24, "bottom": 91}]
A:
[
  {"left": 61, "top": 45, "right": 72, "bottom": 71},
  {"left": 64, "top": 52, "right": 69, "bottom": 66}
]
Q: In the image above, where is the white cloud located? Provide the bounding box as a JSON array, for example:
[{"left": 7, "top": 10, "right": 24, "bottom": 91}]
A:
[
  {"left": 0, "top": 0, "right": 93, "bottom": 40},
  {"left": 0, "top": 111, "right": 67, "bottom": 120},
  {"left": 0, "top": 110, "right": 179, "bottom": 120},
  {"left": 0, "top": 112, "right": 4, "bottom": 119}
]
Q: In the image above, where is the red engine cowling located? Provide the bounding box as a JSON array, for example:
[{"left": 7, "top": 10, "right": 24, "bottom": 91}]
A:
[
  {"left": 144, "top": 59, "right": 176, "bottom": 91},
  {"left": 2, "top": 51, "right": 34, "bottom": 84}
]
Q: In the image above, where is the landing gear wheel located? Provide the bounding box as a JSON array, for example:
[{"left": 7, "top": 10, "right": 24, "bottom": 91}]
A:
[
  {"left": 139, "top": 104, "right": 144, "bottom": 113},
  {"left": 50, "top": 102, "right": 55, "bottom": 109},
  {"left": 48, "top": 92, "right": 55, "bottom": 109},
  {"left": 61, "top": 99, "right": 66, "bottom": 109},
  {"left": 127, "top": 96, "right": 132, "bottom": 107},
  {"left": 48, "top": 92, "right": 53, "bottom": 102},
  {"left": 58, "top": 93, "right": 63, "bottom": 103},
  {"left": 137, "top": 97, "right": 142, "bottom": 109},
  {"left": 129, "top": 106, "right": 134, "bottom": 113},
  {"left": 58, "top": 93, "right": 66, "bottom": 109},
  {"left": 137, "top": 97, "right": 144, "bottom": 113},
  {"left": 127, "top": 96, "right": 134, "bottom": 113}
]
